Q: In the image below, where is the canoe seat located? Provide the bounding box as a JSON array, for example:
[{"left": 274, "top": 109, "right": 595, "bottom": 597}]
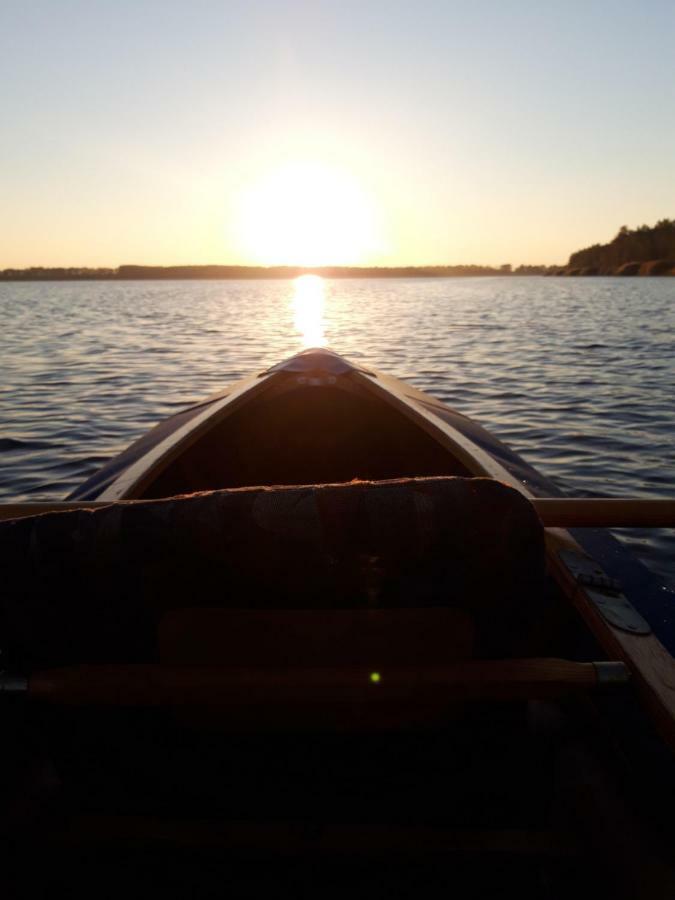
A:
[{"left": 0, "top": 476, "right": 545, "bottom": 669}]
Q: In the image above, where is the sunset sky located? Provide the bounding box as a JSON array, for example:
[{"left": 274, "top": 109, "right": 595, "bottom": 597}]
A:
[{"left": 1, "top": 1, "right": 674, "bottom": 268}]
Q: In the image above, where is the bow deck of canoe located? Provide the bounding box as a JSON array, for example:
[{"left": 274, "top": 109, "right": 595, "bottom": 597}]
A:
[{"left": 1, "top": 349, "right": 674, "bottom": 898}]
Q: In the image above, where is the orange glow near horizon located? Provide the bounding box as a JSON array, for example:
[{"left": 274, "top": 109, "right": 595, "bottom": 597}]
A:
[
  {"left": 236, "top": 162, "right": 384, "bottom": 267},
  {"left": 292, "top": 274, "right": 326, "bottom": 347}
]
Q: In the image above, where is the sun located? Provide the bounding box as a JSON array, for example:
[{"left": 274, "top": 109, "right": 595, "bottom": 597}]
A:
[{"left": 236, "top": 162, "right": 383, "bottom": 266}]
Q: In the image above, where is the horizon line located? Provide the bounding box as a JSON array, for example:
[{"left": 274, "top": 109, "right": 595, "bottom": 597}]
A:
[{"left": 0, "top": 262, "right": 559, "bottom": 281}]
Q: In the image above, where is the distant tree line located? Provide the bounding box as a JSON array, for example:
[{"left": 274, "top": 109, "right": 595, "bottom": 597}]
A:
[
  {"left": 512, "top": 264, "right": 560, "bottom": 275},
  {"left": 115, "top": 264, "right": 511, "bottom": 279},
  {"left": 5, "top": 224, "right": 672, "bottom": 281},
  {"left": 0, "top": 267, "right": 118, "bottom": 281},
  {"left": 568, "top": 219, "right": 675, "bottom": 272},
  {"left": 0, "top": 263, "right": 516, "bottom": 281}
]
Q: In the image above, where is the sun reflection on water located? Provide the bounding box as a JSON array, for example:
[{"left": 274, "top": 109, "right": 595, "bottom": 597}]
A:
[{"left": 292, "top": 274, "right": 326, "bottom": 347}]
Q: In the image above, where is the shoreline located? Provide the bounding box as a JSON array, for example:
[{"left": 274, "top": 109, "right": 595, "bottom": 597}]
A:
[{"left": 1, "top": 261, "right": 673, "bottom": 282}]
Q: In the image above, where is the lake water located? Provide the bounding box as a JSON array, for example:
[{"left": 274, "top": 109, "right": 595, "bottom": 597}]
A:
[{"left": 1, "top": 276, "right": 673, "bottom": 589}]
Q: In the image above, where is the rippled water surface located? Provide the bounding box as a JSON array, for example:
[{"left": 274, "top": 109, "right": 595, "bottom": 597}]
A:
[{"left": 1, "top": 277, "right": 673, "bottom": 587}]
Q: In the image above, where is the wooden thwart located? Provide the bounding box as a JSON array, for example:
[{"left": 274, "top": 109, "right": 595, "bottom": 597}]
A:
[
  {"left": 534, "top": 497, "right": 675, "bottom": 529},
  {"left": 1, "top": 497, "right": 674, "bottom": 527},
  {"left": 4, "top": 659, "right": 628, "bottom": 707}
]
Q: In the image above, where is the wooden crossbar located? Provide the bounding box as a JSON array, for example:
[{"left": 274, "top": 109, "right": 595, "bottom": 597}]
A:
[
  {"left": 533, "top": 497, "right": 675, "bottom": 529},
  {"left": 0, "top": 659, "right": 629, "bottom": 706}
]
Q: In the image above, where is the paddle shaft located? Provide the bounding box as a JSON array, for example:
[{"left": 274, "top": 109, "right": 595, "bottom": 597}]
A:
[
  {"left": 0, "top": 498, "right": 674, "bottom": 528},
  {"left": 1, "top": 659, "right": 628, "bottom": 706}
]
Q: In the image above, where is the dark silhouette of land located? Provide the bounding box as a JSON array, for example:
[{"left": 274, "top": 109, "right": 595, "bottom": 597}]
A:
[
  {"left": 562, "top": 219, "right": 675, "bottom": 276},
  {"left": 0, "top": 263, "right": 520, "bottom": 281},
  {"left": 1, "top": 219, "right": 673, "bottom": 280}
]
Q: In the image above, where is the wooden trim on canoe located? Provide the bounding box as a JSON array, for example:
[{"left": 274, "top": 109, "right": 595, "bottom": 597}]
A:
[
  {"left": 95, "top": 367, "right": 369, "bottom": 502},
  {"left": 351, "top": 369, "right": 506, "bottom": 482},
  {"left": 534, "top": 498, "right": 675, "bottom": 529},
  {"left": 97, "top": 369, "right": 275, "bottom": 501}
]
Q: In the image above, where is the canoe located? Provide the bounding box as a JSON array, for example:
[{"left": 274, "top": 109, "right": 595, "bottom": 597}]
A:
[{"left": 2, "top": 347, "right": 674, "bottom": 897}]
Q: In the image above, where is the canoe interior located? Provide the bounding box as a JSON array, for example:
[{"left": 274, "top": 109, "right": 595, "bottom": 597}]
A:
[
  {"left": 5, "top": 353, "right": 675, "bottom": 898},
  {"left": 142, "top": 379, "right": 471, "bottom": 499}
]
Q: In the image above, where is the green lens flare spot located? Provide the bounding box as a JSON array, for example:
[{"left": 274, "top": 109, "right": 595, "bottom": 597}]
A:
[{"left": 369, "top": 671, "right": 381, "bottom": 684}]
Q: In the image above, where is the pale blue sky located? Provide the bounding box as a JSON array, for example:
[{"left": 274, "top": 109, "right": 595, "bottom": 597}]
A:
[{"left": 1, "top": 0, "right": 674, "bottom": 266}]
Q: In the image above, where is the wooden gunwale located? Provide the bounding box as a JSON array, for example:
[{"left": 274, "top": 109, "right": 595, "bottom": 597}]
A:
[
  {"left": 96, "top": 366, "right": 370, "bottom": 502},
  {"left": 97, "top": 369, "right": 274, "bottom": 501}
]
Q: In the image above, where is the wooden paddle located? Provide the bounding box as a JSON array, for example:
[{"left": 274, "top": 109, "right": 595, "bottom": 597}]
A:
[{"left": 0, "top": 498, "right": 674, "bottom": 528}]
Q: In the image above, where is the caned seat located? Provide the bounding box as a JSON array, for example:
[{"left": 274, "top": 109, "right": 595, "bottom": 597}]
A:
[{"left": 0, "top": 477, "right": 545, "bottom": 672}]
